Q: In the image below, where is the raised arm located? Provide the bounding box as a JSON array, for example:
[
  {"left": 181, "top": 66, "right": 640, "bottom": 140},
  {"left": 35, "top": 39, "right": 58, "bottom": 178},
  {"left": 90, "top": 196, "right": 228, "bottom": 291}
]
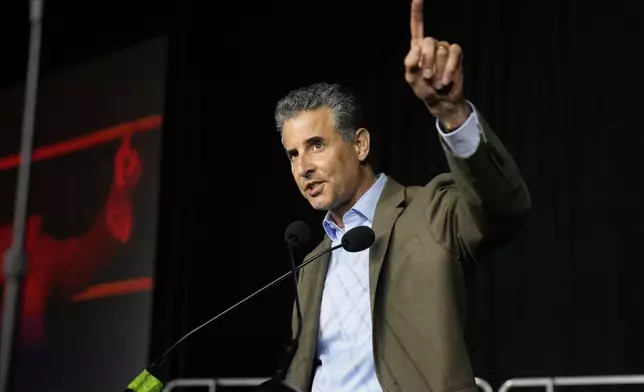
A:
[
  {"left": 404, "top": 0, "right": 531, "bottom": 262},
  {"left": 50, "top": 135, "right": 143, "bottom": 295}
]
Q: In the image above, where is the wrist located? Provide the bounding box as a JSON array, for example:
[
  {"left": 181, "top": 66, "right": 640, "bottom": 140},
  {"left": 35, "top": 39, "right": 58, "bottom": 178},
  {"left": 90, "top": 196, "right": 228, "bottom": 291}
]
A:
[{"left": 435, "top": 101, "right": 471, "bottom": 132}]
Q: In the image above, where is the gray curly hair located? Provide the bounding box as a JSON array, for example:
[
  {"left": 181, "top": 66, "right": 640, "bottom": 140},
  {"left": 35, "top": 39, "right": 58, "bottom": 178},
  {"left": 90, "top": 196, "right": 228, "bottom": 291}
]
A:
[{"left": 274, "top": 83, "right": 362, "bottom": 142}]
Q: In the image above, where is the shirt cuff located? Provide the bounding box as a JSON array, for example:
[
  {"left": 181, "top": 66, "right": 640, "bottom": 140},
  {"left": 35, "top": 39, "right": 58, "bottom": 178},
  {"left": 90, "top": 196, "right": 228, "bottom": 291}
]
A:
[{"left": 435, "top": 102, "right": 481, "bottom": 158}]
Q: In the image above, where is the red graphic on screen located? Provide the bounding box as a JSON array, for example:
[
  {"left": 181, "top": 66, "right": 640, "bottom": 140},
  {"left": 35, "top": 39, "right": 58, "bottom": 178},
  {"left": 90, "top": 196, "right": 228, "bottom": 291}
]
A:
[{"left": 0, "top": 134, "right": 142, "bottom": 344}]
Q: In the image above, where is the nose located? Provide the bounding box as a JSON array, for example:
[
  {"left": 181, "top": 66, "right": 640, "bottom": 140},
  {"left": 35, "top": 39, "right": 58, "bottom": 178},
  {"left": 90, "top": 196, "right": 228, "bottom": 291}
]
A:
[{"left": 295, "top": 154, "right": 315, "bottom": 179}]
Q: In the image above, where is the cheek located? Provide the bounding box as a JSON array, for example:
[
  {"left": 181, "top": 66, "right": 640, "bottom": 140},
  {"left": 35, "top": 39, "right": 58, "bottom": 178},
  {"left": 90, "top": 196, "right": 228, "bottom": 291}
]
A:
[
  {"left": 326, "top": 172, "right": 348, "bottom": 197},
  {"left": 325, "top": 157, "right": 351, "bottom": 185}
]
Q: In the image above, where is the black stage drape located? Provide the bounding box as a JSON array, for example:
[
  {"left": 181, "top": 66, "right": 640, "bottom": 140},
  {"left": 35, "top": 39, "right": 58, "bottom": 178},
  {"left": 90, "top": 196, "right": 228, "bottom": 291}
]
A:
[{"left": 152, "top": 0, "right": 644, "bottom": 389}]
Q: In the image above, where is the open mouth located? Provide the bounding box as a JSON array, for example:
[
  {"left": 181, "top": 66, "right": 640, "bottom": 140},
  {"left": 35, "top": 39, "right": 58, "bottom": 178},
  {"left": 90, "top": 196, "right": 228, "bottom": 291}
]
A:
[{"left": 305, "top": 182, "right": 323, "bottom": 197}]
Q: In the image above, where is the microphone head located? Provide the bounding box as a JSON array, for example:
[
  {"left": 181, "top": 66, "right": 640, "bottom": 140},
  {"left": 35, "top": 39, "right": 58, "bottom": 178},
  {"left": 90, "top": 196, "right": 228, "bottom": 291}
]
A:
[
  {"left": 341, "top": 226, "right": 375, "bottom": 252},
  {"left": 284, "top": 221, "right": 311, "bottom": 247}
]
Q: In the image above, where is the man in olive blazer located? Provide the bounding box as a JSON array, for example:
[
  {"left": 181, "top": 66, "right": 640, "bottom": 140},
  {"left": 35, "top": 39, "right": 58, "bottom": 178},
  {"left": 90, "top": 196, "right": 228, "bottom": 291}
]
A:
[
  {"left": 275, "top": 1, "right": 530, "bottom": 391},
  {"left": 284, "top": 113, "right": 529, "bottom": 391}
]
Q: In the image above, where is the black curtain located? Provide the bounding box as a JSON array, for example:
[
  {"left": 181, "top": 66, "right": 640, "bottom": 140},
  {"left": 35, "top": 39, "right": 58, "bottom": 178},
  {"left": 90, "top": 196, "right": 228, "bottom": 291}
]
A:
[{"left": 151, "top": 0, "right": 644, "bottom": 389}]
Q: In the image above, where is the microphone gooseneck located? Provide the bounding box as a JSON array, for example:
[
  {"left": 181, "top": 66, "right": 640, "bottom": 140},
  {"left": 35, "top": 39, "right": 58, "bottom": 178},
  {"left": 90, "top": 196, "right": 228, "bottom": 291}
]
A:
[
  {"left": 258, "top": 222, "right": 310, "bottom": 391},
  {"left": 283, "top": 220, "right": 310, "bottom": 347},
  {"left": 287, "top": 237, "right": 303, "bottom": 342},
  {"left": 124, "top": 223, "right": 376, "bottom": 392}
]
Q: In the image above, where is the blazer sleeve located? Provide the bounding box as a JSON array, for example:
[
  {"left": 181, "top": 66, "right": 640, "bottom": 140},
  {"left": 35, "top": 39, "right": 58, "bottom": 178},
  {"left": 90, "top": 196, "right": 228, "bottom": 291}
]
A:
[{"left": 424, "top": 109, "right": 531, "bottom": 263}]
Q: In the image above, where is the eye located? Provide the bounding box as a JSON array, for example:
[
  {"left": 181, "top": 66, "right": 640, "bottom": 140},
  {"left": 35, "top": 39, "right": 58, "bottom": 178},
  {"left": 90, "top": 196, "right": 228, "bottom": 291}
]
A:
[{"left": 312, "top": 141, "right": 323, "bottom": 150}]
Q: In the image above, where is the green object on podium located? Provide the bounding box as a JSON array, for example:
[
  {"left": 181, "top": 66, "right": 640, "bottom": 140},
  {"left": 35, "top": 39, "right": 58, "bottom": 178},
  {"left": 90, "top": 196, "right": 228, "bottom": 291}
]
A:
[{"left": 125, "top": 369, "right": 163, "bottom": 392}]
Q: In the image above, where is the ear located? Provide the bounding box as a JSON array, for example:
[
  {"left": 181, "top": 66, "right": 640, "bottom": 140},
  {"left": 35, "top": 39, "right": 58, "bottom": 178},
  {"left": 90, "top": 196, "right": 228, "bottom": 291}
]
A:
[{"left": 354, "top": 128, "right": 371, "bottom": 162}]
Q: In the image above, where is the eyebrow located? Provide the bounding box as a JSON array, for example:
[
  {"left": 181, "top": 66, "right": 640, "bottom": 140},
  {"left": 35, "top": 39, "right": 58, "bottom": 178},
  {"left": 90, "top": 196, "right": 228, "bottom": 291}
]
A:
[{"left": 286, "top": 136, "right": 326, "bottom": 156}]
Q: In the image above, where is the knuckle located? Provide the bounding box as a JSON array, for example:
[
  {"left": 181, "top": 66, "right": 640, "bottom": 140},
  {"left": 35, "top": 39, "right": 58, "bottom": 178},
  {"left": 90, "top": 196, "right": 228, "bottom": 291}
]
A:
[
  {"left": 404, "top": 53, "right": 418, "bottom": 68},
  {"left": 423, "top": 37, "right": 435, "bottom": 46},
  {"left": 422, "top": 47, "right": 435, "bottom": 59}
]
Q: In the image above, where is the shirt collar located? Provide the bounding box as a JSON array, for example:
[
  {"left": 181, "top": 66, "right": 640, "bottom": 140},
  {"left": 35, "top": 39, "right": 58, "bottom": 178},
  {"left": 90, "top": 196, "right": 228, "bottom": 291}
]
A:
[{"left": 322, "top": 173, "right": 388, "bottom": 242}]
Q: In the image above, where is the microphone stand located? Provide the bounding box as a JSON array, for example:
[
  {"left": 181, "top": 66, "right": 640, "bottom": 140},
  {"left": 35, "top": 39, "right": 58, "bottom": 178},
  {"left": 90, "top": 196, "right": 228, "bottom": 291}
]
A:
[
  {"left": 257, "top": 239, "right": 303, "bottom": 392},
  {"left": 126, "top": 243, "right": 343, "bottom": 392},
  {"left": 0, "top": 0, "right": 44, "bottom": 390},
  {"left": 125, "top": 226, "right": 374, "bottom": 392}
]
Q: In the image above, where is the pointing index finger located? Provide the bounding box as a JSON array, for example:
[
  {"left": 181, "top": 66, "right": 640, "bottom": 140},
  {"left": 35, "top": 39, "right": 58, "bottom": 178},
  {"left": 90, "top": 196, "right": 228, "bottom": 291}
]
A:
[{"left": 410, "top": 0, "right": 424, "bottom": 42}]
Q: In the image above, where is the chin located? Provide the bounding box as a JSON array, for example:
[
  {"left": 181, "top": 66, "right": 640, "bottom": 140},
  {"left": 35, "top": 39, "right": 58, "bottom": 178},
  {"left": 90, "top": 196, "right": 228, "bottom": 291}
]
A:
[
  {"left": 307, "top": 196, "right": 333, "bottom": 211},
  {"left": 309, "top": 201, "right": 332, "bottom": 211}
]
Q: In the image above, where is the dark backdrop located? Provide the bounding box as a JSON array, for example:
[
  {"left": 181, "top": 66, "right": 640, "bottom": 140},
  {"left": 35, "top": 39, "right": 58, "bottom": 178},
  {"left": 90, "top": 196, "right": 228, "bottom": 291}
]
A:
[
  {"left": 152, "top": 0, "right": 644, "bottom": 390},
  {"left": 0, "top": 36, "right": 166, "bottom": 392},
  {"left": 3, "top": 0, "right": 638, "bottom": 388}
]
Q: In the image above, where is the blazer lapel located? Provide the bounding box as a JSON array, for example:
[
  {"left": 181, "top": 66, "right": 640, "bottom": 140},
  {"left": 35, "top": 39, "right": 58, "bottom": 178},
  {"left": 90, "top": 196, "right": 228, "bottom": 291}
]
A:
[
  {"left": 298, "top": 237, "right": 332, "bottom": 370},
  {"left": 369, "top": 178, "right": 406, "bottom": 316}
]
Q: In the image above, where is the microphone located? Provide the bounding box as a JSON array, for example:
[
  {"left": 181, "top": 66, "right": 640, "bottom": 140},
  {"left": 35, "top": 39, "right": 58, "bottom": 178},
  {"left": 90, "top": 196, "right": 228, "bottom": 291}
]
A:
[
  {"left": 124, "top": 225, "right": 376, "bottom": 392},
  {"left": 341, "top": 225, "right": 375, "bottom": 252},
  {"left": 257, "top": 221, "right": 309, "bottom": 392},
  {"left": 283, "top": 221, "right": 309, "bottom": 344},
  {"left": 284, "top": 220, "right": 310, "bottom": 248}
]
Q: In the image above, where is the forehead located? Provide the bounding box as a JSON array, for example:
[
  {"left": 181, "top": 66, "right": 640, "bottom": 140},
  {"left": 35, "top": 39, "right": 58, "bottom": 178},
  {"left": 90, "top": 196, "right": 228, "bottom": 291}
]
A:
[{"left": 282, "top": 107, "right": 336, "bottom": 148}]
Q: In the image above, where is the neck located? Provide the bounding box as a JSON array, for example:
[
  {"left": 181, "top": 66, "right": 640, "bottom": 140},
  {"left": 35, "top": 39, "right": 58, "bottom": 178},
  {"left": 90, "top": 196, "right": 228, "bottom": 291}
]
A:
[{"left": 330, "top": 167, "right": 377, "bottom": 228}]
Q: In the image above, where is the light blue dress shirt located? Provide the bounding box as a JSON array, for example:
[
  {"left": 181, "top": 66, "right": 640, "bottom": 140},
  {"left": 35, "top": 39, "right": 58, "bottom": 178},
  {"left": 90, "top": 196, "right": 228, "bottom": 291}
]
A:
[{"left": 311, "top": 105, "right": 482, "bottom": 392}]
